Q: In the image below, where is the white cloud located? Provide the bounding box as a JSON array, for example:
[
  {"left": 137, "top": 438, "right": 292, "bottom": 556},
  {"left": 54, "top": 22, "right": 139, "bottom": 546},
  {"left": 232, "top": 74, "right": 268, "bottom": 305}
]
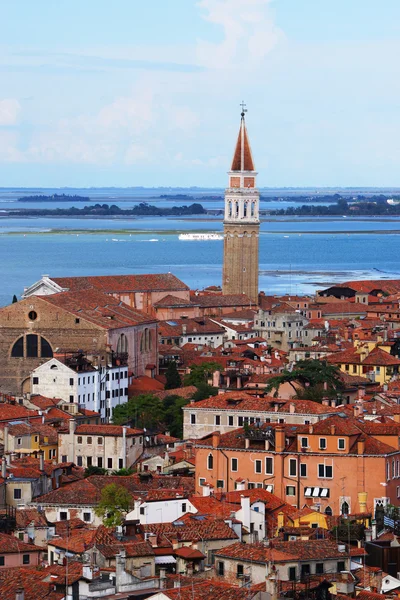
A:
[
  {"left": 196, "top": 0, "right": 283, "bottom": 68},
  {"left": 0, "top": 98, "right": 20, "bottom": 125}
]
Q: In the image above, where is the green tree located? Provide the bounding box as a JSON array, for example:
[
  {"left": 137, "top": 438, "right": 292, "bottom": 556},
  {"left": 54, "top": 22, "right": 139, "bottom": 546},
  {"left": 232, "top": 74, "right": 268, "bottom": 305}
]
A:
[
  {"left": 266, "top": 359, "right": 343, "bottom": 401},
  {"left": 183, "top": 361, "right": 222, "bottom": 387},
  {"left": 164, "top": 394, "right": 189, "bottom": 437},
  {"left": 95, "top": 483, "right": 132, "bottom": 526},
  {"left": 112, "top": 394, "right": 165, "bottom": 429},
  {"left": 165, "top": 361, "right": 182, "bottom": 390},
  {"left": 191, "top": 382, "right": 218, "bottom": 402},
  {"left": 112, "top": 468, "right": 133, "bottom": 476},
  {"left": 84, "top": 465, "right": 107, "bottom": 477}
]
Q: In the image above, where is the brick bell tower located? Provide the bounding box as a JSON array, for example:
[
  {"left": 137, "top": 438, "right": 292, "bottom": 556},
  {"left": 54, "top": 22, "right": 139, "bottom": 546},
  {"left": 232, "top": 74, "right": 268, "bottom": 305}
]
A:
[{"left": 222, "top": 104, "right": 260, "bottom": 303}]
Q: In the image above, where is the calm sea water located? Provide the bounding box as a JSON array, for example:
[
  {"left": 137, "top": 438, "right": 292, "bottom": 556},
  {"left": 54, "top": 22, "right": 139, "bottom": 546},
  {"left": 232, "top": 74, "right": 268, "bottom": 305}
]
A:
[
  {"left": 1, "top": 219, "right": 399, "bottom": 306},
  {"left": 0, "top": 187, "right": 399, "bottom": 306}
]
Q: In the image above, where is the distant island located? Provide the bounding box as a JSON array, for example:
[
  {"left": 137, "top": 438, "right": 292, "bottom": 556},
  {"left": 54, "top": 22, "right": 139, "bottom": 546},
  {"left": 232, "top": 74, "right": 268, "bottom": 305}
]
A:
[
  {"left": 7, "top": 202, "right": 206, "bottom": 217},
  {"left": 18, "top": 193, "right": 90, "bottom": 202},
  {"left": 270, "top": 197, "right": 400, "bottom": 216}
]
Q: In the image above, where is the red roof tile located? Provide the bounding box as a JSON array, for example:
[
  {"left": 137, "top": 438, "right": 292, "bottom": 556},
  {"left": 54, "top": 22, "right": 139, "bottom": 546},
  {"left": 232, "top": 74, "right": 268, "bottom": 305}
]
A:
[{"left": 40, "top": 289, "right": 156, "bottom": 329}]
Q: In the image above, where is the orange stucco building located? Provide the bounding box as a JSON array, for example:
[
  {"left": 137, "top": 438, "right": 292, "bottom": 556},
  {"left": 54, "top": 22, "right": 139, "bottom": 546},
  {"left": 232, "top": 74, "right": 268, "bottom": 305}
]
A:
[{"left": 195, "top": 414, "right": 400, "bottom": 516}]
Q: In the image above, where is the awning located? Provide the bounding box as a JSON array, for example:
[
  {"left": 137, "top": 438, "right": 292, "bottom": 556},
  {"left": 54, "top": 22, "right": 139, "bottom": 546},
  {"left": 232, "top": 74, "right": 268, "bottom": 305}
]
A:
[{"left": 155, "top": 556, "right": 176, "bottom": 565}]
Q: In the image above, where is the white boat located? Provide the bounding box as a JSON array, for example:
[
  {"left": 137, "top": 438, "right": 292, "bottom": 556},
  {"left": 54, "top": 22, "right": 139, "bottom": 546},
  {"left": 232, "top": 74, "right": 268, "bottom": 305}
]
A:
[{"left": 178, "top": 233, "right": 223, "bottom": 241}]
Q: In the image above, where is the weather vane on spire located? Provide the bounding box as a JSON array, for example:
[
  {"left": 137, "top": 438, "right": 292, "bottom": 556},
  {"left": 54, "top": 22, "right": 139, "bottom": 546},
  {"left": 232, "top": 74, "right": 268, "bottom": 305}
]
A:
[{"left": 240, "top": 101, "right": 247, "bottom": 118}]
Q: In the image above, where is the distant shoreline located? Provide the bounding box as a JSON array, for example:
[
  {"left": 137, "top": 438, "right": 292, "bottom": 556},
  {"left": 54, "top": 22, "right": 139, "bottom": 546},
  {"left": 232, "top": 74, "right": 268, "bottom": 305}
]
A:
[{"left": 2, "top": 227, "right": 400, "bottom": 236}]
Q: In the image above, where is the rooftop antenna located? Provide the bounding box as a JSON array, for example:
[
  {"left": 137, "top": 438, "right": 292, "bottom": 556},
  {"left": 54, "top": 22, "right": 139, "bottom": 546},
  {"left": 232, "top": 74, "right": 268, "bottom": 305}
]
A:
[{"left": 240, "top": 101, "right": 247, "bottom": 118}]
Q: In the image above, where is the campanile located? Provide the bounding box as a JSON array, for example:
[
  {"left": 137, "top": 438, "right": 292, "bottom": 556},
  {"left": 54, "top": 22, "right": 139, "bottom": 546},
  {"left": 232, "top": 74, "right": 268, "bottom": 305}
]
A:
[{"left": 222, "top": 105, "right": 260, "bottom": 303}]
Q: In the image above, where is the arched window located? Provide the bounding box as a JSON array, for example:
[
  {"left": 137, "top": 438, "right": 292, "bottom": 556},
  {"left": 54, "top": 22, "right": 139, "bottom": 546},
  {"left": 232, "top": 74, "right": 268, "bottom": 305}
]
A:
[
  {"left": 341, "top": 501, "right": 349, "bottom": 516},
  {"left": 325, "top": 506, "right": 333, "bottom": 516},
  {"left": 140, "top": 328, "right": 152, "bottom": 353},
  {"left": 11, "top": 337, "right": 24, "bottom": 357},
  {"left": 117, "top": 333, "right": 128, "bottom": 354},
  {"left": 207, "top": 453, "right": 213, "bottom": 470},
  {"left": 41, "top": 338, "right": 53, "bottom": 358},
  {"left": 236, "top": 202, "right": 239, "bottom": 217},
  {"left": 228, "top": 202, "right": 232, "bottom": 217},
  {"left": 11, "top": 335, "right": 53, "bottom": 359},
  {"left": 243, "top": 203, "right": 247, "bottom": 218},
  {"left": 27, "top": 334, "right": 38, "bottom": 357}
]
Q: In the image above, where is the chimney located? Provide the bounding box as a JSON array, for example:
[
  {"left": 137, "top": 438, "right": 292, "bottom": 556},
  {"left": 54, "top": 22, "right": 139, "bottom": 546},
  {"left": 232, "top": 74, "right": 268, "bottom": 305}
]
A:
[
  {"left": 122, "top": 426, "right": 127, "bottom": 469},
  {"left": 1, "top": 456, "right": 6, "bottom": 479},
  {"left": 353, "top": 404, "right": 362, "bottom": 418},
  {"left": 39, "top": 451, "right": 44, "bottom": 472},
  {"left": 212, "top": 370, "right": 220, "bottom": 387},
  {"left": 182, "top": 325, "right": 187, "bottom": 335},
  {"left": 275, "top": 426, "right": 285, "bottom": 453},
  {"left": 358, "top": 491, "right": 368, "bottom": 513},
  {"left": 330, "top": 424, "right": 336, "bottom": 435},
  {"left": 15, "top": 590, "right": 24, "bottom": 600},
  {"left": 289, "top": 403, "right": 295, "bottom": 414},
  {"left": 308, "top": 424, "right": 313, "bottom": 434},
  {"left": 4, "top": 426, "right": 8, "bottom": 453},
  {"left": 212, "top": 432, "right": 220, "bottom": 448},
  {"left": 240, "top": 496, "right": 251, "bottom": 529},
  {"left": 159, "top": 568, "right": 167, "bottom": 589},
  {"left": 322, "top": 398, "right": 329, "bottom": 406},
  {"left": 116, "top": 549, "right": 126, "bottom": 593},
  {"left": 69, "top": 418, "right": 76, "bottom": 435},
  {"left": 357, "top": 437, "right": 365, "bottom": 455}
]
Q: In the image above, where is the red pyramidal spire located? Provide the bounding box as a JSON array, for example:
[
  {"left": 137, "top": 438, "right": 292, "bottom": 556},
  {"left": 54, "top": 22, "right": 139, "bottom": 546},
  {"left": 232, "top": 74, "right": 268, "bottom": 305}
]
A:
[{"left": 230, "top": 110, "right": 255, "bottom": 172}]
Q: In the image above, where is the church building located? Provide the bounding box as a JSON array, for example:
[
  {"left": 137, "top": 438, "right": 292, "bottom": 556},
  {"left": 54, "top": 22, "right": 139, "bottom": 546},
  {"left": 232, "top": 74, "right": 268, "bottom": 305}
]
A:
[{"left": 222, "top": 106, "right": 260, "bottom": 304}]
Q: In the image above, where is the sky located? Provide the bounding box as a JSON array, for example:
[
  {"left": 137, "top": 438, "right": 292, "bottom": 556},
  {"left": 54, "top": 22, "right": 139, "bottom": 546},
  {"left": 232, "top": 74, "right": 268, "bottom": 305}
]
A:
[{"left": 1, "top": 0, "right": 400, "bottom": 188}]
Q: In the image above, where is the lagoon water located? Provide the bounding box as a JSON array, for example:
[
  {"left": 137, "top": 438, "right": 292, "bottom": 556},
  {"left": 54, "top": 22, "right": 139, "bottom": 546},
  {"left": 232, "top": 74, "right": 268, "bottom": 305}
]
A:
[{"left": 0, "top": 188, "right": 399, "bottom": 306}]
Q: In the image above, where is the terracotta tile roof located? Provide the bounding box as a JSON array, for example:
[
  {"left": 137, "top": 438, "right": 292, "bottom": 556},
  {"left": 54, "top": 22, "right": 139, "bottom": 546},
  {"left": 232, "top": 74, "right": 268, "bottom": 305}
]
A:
[
  {"left": 362, "top": 347, "right": 400, "bottom": 366},
  {"left": 336, "top": 279, "right": 400, "bottom": 295},
  {"left": 54, "top": 517, "right": 88, "bottom": 536},
  {"left": 217, "top": 539, "right": 353, "bottom": 563},
  {"left": 74, "top": 424, "right": 143, "bottom": 436},
  {"left": 221, "top": 309, "right": 257, "bottom": 320},
  {"left": 143, "top": 514, "right": 238, "bottom": 542},
  {"left": 34, "top": 474, "right": 194, "bottom": 506},
  {"left": 151, "top": 386, "right": 198, "bottom": 401},
  {"left": 28, "top": 395, "right": 62, "bottom": 410},
  {"left": 154, "top": 295, "right": 196, "bottom": 308},
  {"left": 0, "top": 531, "right": 42, "bottom": 553},
  {"left": 159, "top": 317, "right": 225, "bottom": 337},
  {"left": 231, "top": 117, "right": 255, "bottom": 171},
  {"left": 189, "top": 496, "right": 238, "bottom": 519},
  {"left": 49, "top": 525, "right": 116, "bottom": 554},
  {"left": 128, "top": 376, "right": 165, "bottom": 396},
  {"left": 319, "top": 302, "right": 369, "bottom": 315},
  {"left": 196, "top": 294, "right": 252, "bottom": 308},
  {"left": 187, "top": 393, "right": 334, "bottom": 415},
  {"left": 0, "top": 566, "right": 64, "bottom": 600},
  {"left": 174, "top": 546, "right": 205, "bottom": 559},
  {"left": 0, "top": 403, "right": 40, "bottom": 422},
  {"left": 52, "top": 272, "right": 189, "bottom": 293},
  {"left": 222, "top": 488, "right": 285, "bottom": 512},
  {"left": 15, "top": 508, "right": 48, "bottom": 529},
  {"left": 40, "top": 289, "right": 157, "bottom": 329},
  {"left": 161, "top": 579, "right": 260, "bottom": 600}
]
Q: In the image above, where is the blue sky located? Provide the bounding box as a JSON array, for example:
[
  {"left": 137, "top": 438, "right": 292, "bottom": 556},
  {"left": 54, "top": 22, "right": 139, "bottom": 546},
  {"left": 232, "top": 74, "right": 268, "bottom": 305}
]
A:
[{"left": 1, "top": 0, "right": 400, "bottom": 187}]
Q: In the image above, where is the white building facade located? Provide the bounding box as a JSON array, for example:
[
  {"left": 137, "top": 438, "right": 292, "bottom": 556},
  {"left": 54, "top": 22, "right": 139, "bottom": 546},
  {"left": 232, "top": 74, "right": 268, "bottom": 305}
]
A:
[{"left": 30, "top": 357, "right": 130, "bottom": 422}]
